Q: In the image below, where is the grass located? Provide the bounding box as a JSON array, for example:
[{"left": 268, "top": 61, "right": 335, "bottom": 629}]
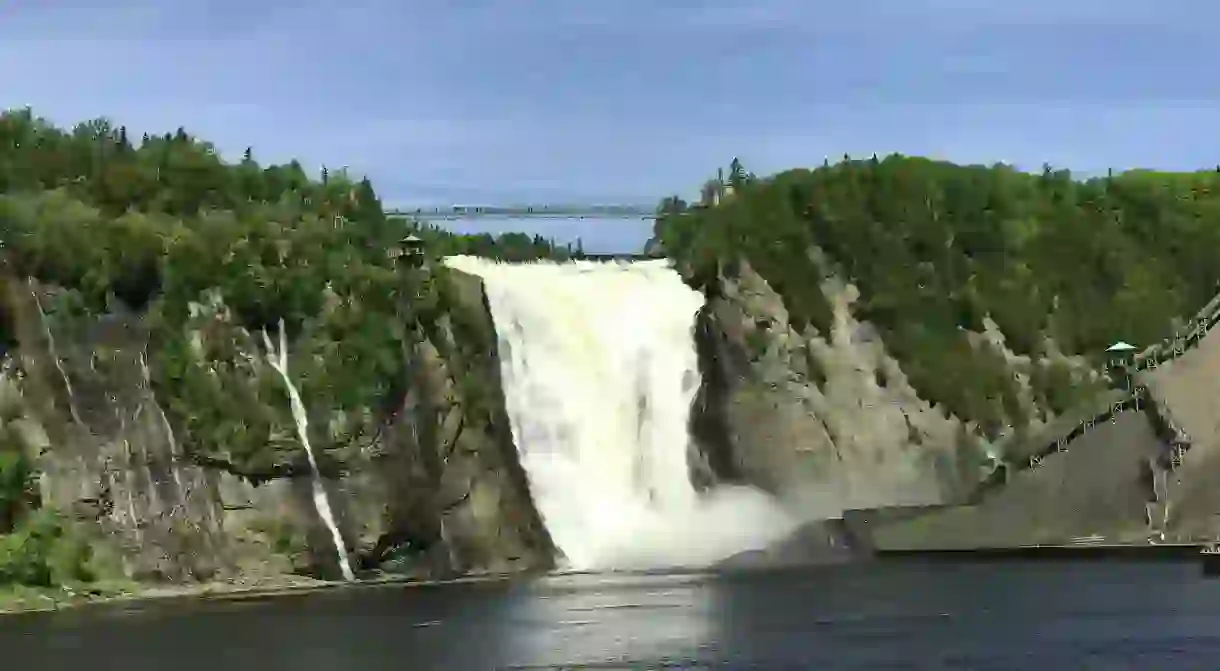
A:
[{"left": 0, "top": 579, "right": 138, "bottom": 614}]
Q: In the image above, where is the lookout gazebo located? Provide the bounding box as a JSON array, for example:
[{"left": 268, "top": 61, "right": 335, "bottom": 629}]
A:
[
  {"left": 1106, "top": 341, "right": 1138, "bottom": 367},
  {"left": 389, "top": 233, "right": 427, "bottom": 268},
  {"left": 1107, "top": 341, "right": 1138, "bottom": 393}
]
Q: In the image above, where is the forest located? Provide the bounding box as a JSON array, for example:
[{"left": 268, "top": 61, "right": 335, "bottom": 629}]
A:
[
  {"left": 0, "top": 107, "right": 575, "bottom": 590},
  {"left": 0, "top": 107, "right": 572, "bottom": 325},
  {"left": 654, "top": 155, "right": 1220, "bottom": 438}
]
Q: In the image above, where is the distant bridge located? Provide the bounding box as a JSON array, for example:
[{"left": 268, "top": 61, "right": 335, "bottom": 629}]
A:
[
  {"left": 387, "top": 204, "right": 656, "bottom": 221},
  {"left": 571, "top": 253, "right": 662, "bottom": 262}
]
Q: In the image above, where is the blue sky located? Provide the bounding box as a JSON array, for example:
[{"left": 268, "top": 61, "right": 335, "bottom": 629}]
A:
[{"left": 2, "top": 1, "right": 1218, "bottom": 251}]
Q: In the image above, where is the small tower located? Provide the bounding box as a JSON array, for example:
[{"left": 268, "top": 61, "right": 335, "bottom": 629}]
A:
[
  {"left": 391, "top": 233, "right": 427, "bottom": 268},
  {"left": 1106, "top": 341, "right": 1138, "bottom": 394}
]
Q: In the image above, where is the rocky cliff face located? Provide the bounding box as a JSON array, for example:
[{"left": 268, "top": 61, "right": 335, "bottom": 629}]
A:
[
  {"left": 0, "top": 267, "right": 553, "bottom": 584},
  {"left": 689, "top": 258, "right": 1220, "bottom": 549},
  {"left": 691, "top": 262, "right": 979, "bottom": 516},
  {"left": 687, "top": 260, "right": 1131, "bottom": 521}
]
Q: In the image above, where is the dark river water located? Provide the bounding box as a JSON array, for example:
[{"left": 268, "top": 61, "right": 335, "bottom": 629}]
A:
[{"left": 6, "top": 559, "right": 1220, "bottom": 670}]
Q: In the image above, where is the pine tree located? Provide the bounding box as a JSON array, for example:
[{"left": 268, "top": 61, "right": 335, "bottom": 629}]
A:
[{"left": 351, "top": 177, "right": 383, "bottom": 223}]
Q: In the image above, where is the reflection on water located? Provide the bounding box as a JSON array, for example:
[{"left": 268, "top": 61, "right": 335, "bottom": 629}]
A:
[
  {"left": 500, "top": 573, "right": 717, "bottom": 667},
  {"left": 5, "top": 561, "right": 1220, "bottom": 669}
]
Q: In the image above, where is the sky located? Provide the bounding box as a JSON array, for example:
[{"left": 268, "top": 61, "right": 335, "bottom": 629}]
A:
[{"left": 3, "top": 1, "right": 1219, "bottom": 251}]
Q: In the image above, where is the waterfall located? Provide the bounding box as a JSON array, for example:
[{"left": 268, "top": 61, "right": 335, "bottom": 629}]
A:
[
  {"left": 29, "top": 281, "right": 82, "bottom": 425},
  {"left": 444, "top": 256, "right": 796, "bottom": 571},
  {"left": 262, "top": 323, "right": 356, "bottom": 582},
  {"left": 141, "top": 353, "right": 185, "bottom": 496}
]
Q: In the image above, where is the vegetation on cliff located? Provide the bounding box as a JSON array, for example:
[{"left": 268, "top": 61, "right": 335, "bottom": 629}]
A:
[
  {"left": 0, "top": 107, "right": 571, "bottom": 589},
  {"left": 654, "top": 156, "right": 1220, "bottom": 439}
]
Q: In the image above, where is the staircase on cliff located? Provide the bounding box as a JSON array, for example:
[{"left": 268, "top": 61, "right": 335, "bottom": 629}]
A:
[
  {"left": 1135, "top": 290, "right": 1220, "bottom": 541},
  {"left": 966, "top": 287, "right": 1220, "bottom": 541}
]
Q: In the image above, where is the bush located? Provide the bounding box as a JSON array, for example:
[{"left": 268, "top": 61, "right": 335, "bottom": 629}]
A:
[{"left": 0, "top": 510, "right": 96, "bottom": 587}]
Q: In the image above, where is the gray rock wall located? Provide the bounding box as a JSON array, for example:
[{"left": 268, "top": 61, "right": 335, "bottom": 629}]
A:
[
  {"left": 1, "top": 268, "right": 553, "bottom": 584},
  {"left": 690, "top": 262, "right": 973, "bottom": 517},
  {"left": 687, "top": 258, "right": 1219, "bottom": 549}
]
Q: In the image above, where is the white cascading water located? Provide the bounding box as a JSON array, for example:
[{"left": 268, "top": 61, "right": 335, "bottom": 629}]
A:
[
  {"left": 444, "top": 256, "right": 797, "bottom": 570},
  {"left": 262, "top": 324, "right": 356, "bottom": 582}
]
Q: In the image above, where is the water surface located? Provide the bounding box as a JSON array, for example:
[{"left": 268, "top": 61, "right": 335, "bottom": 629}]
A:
[{"left": 7, "top": 560, "right": 1220, "bottom": 669}]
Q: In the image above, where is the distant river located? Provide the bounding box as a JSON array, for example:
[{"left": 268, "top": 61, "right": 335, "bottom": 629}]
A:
[
  {"left": 6, "top": 560, "right": 1220, "bottom": 670},
  {"left": 436, "top": 216, "right": 656, "bottom": 254}
]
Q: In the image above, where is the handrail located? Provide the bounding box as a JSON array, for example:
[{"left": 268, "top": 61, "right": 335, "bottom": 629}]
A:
[
  {"left": 974, "top": 388, "right": 1140, "bottom": 495},
  {"left": 970, "top": 286, "right": 1220, "bottom": 496},
  {"left": 1132, "top": 291, "right": 1220, "bottom": 372}
]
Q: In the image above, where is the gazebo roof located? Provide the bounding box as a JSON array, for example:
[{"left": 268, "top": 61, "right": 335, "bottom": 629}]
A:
[{"left": 1106, "top": 341, "right": 1137, "bottom": 352}]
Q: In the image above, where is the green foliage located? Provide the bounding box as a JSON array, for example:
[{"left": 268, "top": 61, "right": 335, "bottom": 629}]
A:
[
  {"left": 0, "top": 107, "right": 573, "bottom": 477},
  {"left": 0, "top": 107, "right": 573, "bottom": 315},
  {"left": 1029, "top": 359, "right": 1089, "bottom": 416},
  {"left": 0, "top": 425, "right": 99, "bottom": 589},
  {"left": 0, "top": 510, "right": 96, "bottom": 587},
  {"left": 658, "top": 156, "right": 1220, "bottom": 430},
  {"left": 0, "top": 448, "right": 35, "bottom": 532}
]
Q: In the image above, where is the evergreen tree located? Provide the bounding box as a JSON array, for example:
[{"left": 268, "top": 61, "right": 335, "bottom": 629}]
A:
[{"left": 654, "top": 154, "right": 1220, "bottom": 437}]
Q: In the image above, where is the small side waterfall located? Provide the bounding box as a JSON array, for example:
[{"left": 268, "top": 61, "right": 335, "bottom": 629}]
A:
[
  {"left": 141, "top": 352, "right": 186, "bottom": 496},
  {"left": 444, "top": 256, "right": 797, "bottom": 571},
  {"left": 262, "top": 323, "right": 355, "bottom": 582},
  {"left": 30, "top": 281, "right": 82, "bottom": 425}
]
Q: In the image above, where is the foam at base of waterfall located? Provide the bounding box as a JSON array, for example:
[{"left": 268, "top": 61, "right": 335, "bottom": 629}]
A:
[
  {"left": 548, "top": 485, "right": 799, "bottom": 570},
  {"left": 444, "top": 256, "right": 796, "bottom": 571}
]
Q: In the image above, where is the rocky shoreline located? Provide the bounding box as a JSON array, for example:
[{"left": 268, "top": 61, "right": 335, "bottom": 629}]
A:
[
  {"left": 0, "top": 570, "right": 532, "bottom": 617},
  {"left": 0, "top": 574, "right": 339, "bottom": 616}
]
